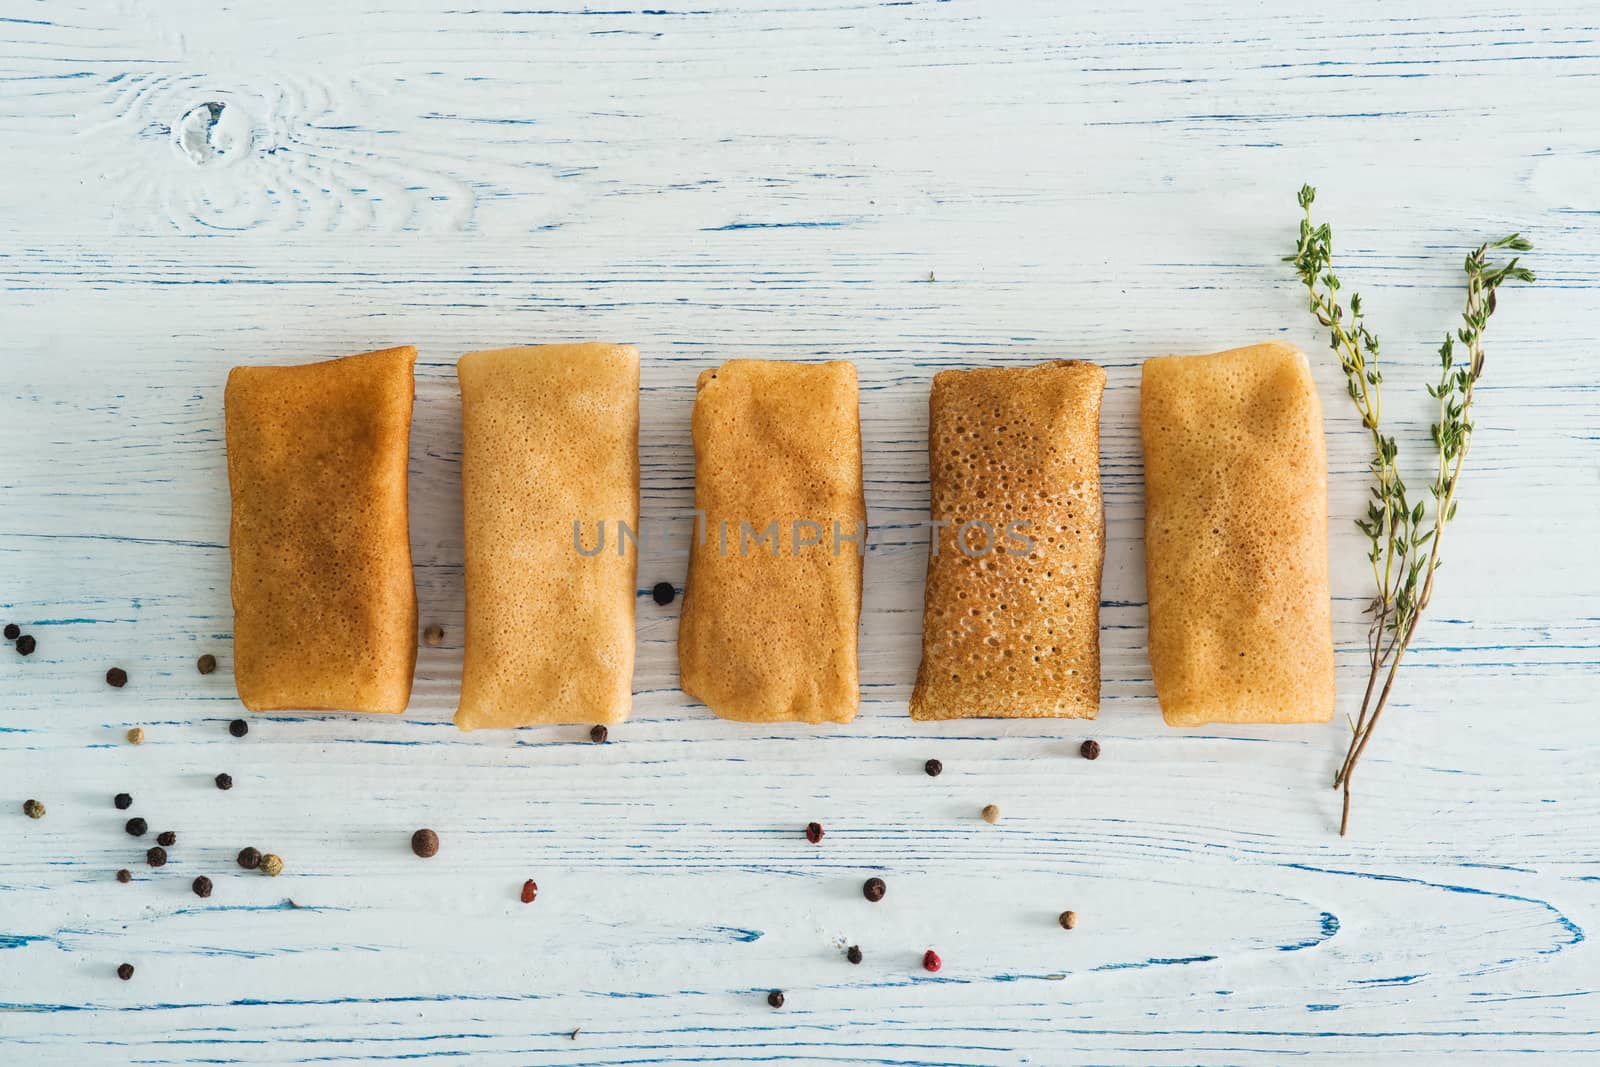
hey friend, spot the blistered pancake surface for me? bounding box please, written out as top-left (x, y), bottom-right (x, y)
top-left (225, 345), bottom-right (418, 714)
top-left (911, 360), bottom-right (1106, 720)
top-left (455, 343), bottom-right (639, 729)
top-left (1141, 341), bottom-right (1335, 726)
top-left (678, 360), bottom-right (865, 724)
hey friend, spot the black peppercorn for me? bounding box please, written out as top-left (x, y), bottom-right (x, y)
top-left (3, 623), bottom-right (17, 640)
top-left (1080, 739), bottom-right (1101, 761)
top-left (411, 828), bottom-right (439, 858)
top-left (846, 944), bottom-right (863, 964)
top-left (157, 830), bottom-right (176, 848)
top-left (23, 798), bottom-right (45, 819)
top-left (862, 877), bottom-right (886, 902)
top-left (16, 634), bottom-right (36, 656)
top-left (146, 846), bottom-right (167, 867)
top-left (766, 989), bottom-right (784, 1008)
top-left (805, 821), bottom-right (824, 844)
top-left (589, 724), bottom-right (608, 743)
top-left (117, 963), bottom-right (134, 981)
top-left (924, 758), bottom-right (943, 777)
top-left (106, 667), bottom-right (128, 688)
top-left (228, 719), bottom-right (248, 738)
top-left (192, 876), bottom-right (213, 898)
top-left (237, 846), bottom-right (261, 870)
top-left (215, 773), bottom-right (233, 791)
top-left (196, 653), bottom-right (217, 675)
top-left (116, 869), bottom-right (132, 883)
top-left (125, 817), bottom-right (148, 837)
top-left (652, 581), bottom-right (676, 606)
top-left (114, 792), bottom-right (133, 810)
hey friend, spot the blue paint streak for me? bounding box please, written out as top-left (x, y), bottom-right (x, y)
top-left (1279, 911), bottom-right (1341, 951)
top-left (1092, 954), bottom-right (1217, 971)
top-left (0, 934), bottom-right (51, 950)
top-left (703, 221), bottom-right (848, 231)
top-left (1288, 864), bottom-right (1584, 955)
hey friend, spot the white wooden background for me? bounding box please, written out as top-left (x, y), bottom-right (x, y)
top-left (2, 1), bottom-right (1597, 1063)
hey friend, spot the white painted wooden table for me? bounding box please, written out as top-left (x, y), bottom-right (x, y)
top-left (3, 2), bottom-right (1597, 1063)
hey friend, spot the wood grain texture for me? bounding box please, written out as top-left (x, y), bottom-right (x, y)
top-left (2, 0), bottom-right (1598, 1063)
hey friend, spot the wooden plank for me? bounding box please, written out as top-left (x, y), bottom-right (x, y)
top-left (2, 0), bottom-right (1598, 1062)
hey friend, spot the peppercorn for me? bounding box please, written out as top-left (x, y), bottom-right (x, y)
top-left (116, 869), bottom-right (132, 883)
top-left (259, 853), bottom-right (284, 877)
top-left (106, 667), bottom-right (128, 688)
top-left (922, 949), bottom-right (942, 972)
top-left (22, 798), bottom-right (44, 819)
top-left (652, 581), bottom-right (676, 606)
top-left (862, 877), bottom-right (886, 902)
top-left (196, 653), bottom-right (217, 675)
top-left (146, 846), bottom-right (167, 867)
top-left (228, 719), bottom-right (248, 738)
top-left (924, 758), bottom-right (942, 777)
top-left (114, 793), bottom-right (132, 810)
top-left (16, 634), bottom-right (36, 656)
top-left (423, 624), bottom-right (445, 647)
top-left (981, 804), bottom-right (1001, 824)
top-left (411, 828), bottom-right (439, 858)
top-left (192, 876), bottom-right (213, 898)
top-left (117, 963), bottom-right (134, 981)
top-left (1080, 739), bottom-right (1101, 761)
top-left (846, 945), bottom-right (863, 965)
top-left (157, 830), bottom-right (177, 848)
top-left (126, 727), bottom-right (145, 745)
top-left (215, 773), bottom-right (233, 791)
top-left (805, 821), bottom-right (824, 844)
top-left (237, 847), bottom-right (262, 870)
top-left (589, 724), bottom-right (608, 743)
top-left (521, 879), bottom-right (538, 904)
top-left (766, 990), bottom-right (784, 1008)
top-left (3, 623), bottom-right (17, 640)
top-left (125, 817), bottom-right (148, 837)
top-left (1058, 910), bottom-right (1078, 930)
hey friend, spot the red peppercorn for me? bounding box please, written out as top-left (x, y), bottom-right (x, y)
top-left (521, 879), bottom-right (538, 904)
top-left (922, 949), bottom-right (942, 972)
top-left (805, 821), bottom-right (824, 844)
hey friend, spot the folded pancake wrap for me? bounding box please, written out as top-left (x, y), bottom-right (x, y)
top-left (454, 343), bottom-right (640, 730)
top-left (1141, 341), bottom-right (1335, 726)
top-left (910, 360), bottom-right (1106, 720)
top-left (225, 345), bottom-right (418, 713)
top-left (678, 360), bottom-right (866, 724)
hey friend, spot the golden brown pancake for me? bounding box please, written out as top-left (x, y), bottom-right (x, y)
top-left (225, 345), bottom-right (417, 714)
top-left (1141, 341), bottom-right (1335, 726)
top-left (911, 360), bottom-right (1106, 720)
top-left (453, 343), bottom-right (639, 729)
top-left (678, 360), bottom-right (865, 724)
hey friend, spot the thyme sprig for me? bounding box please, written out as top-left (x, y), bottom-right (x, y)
top-left (1287, 185), bottom-right (1532, 835)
